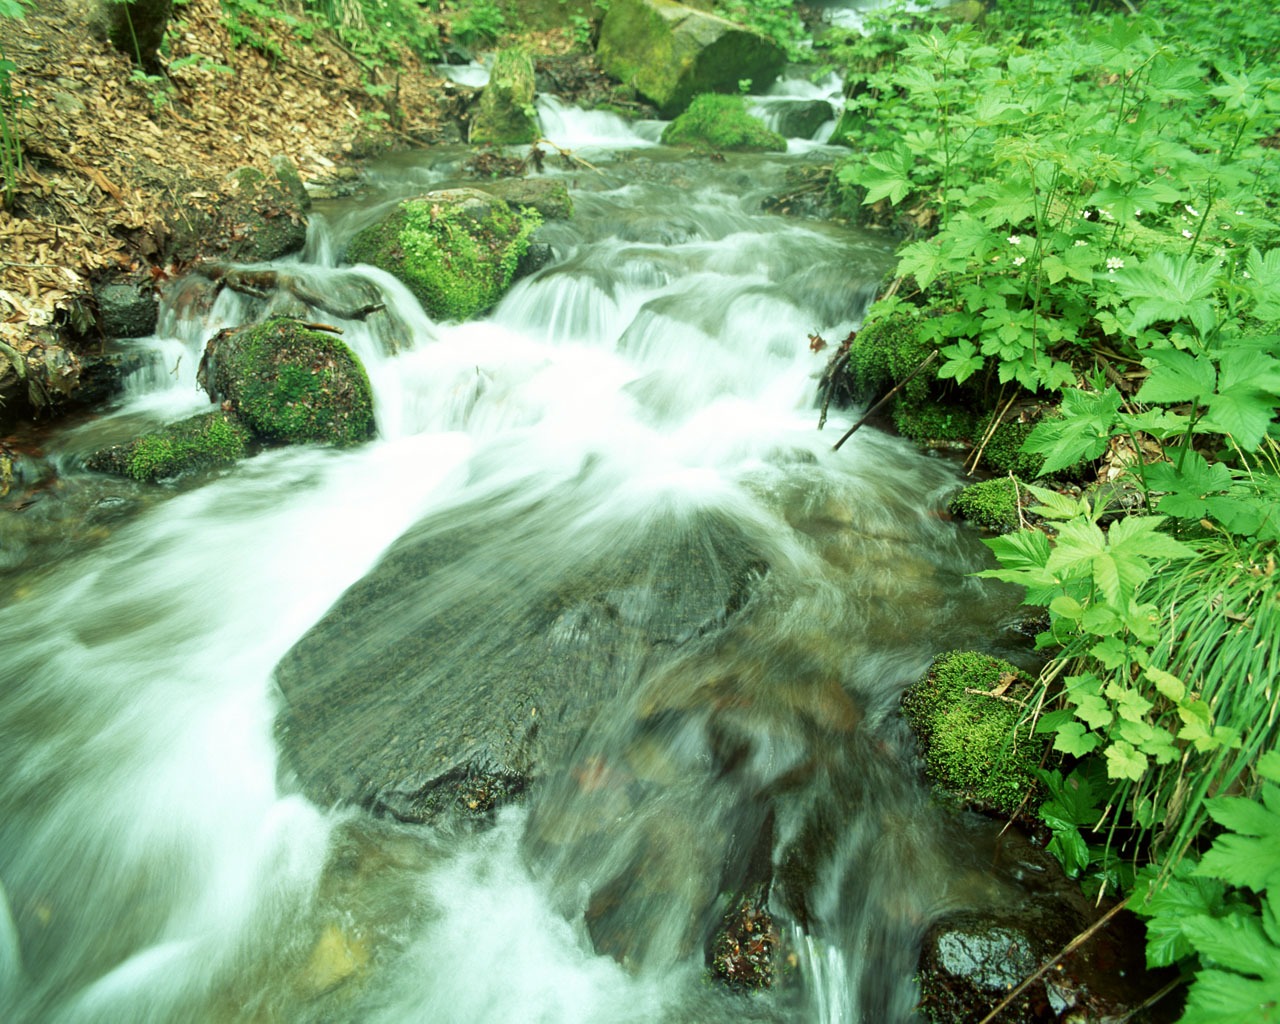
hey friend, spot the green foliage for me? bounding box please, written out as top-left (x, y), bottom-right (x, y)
top-left (659, 93), bottom-right (786, 153)
top-left (713, 0), bottom-right (806, 63)
top-left (832, 2), bottom-right (1280, 396)
top-left (901, 650), bottom-right (1044, 816)
top-left (1133, 752), bottom-right (1280, 1023)
top-left (948, 476), bottom-right (1023, 533)
top-left (449, 0), bottom-right (506, 49)
top-left (0, 1), bottom-right (31, 19)
top-left (124, 412), bottom-right (251, 481)
top-left (0, 45), bottom-right (26, 209)
top-left (847, 299), bottom-right (932, 403)
top-left (891, 400), bottom-right (974, 447)
top-left (346, 195), bottom-right (540, 322)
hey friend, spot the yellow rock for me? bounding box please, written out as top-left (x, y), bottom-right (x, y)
top-left (302, 922), bottom-right (368, 996)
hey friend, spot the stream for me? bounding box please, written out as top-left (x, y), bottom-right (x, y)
top-left (0, 84), bottom-right (1032, 1024)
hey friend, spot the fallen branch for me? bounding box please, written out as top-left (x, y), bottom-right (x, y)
top-left (832, 349), bottom-right (938, 451)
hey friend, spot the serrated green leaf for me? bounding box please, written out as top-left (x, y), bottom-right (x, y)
top-left (1181, 914), bottom-right (1280, 981)
top-left (1052, 719), bottom-right (1101, 756)
top-left (1179, 966), bottom-right (1280, 1024)
top-left (1022, 388), bottom-right (1122, 475)
top-left (1145, 666), bottom-right (1187, 702)
top-left (1137, 348), bottom-right (1217, 404)
top-left (1073, 692), bottom-right (1114, 730)
top-left (1104, 739), bottom-right (1148, 781)
top-left (1114, 253), bottom-right (1221, 338)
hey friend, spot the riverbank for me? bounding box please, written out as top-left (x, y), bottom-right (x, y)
top-left (0, 0), bottom-right (460, 422)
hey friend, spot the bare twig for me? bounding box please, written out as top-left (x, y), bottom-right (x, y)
top-left (832, 349), bottom-right (939, 451)
top-left (965, 390), bottom-right (1017, 475)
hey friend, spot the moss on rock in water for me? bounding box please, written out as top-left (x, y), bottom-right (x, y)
top-left (199, 317), bottom-right (375, 447)
top-left (345, 190), bottom-right (541, 322)
top-left (470, 48), bottom-right (539, 145)
top-left (901, 651), bottom-right (1043, 816)
top-left (87, 410), bottom-right (251, 481)
top-left (660, 93), bottom-right (786, 152)
top-left (849, 306), bottom-right (934, 404)
top-left (949, 477), bottom-right (1024, 533)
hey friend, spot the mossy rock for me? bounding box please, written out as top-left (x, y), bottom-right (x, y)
top-left (596, 0), bottom-right (786, 118)
top-left (86, 410), bottom-right (251, 482)
top-left (974, 414), bottom-right (1044, 479)
top-left (948, 477), bottom-right (1024, 533)
top-left (660, 93), bottom-right (786, 152)
top-left (344, 189), bottom-right (541, 322)
top-left (471, 48), bottom-right (539, 145)
top-left (892, 401), bottom-right (976, 447)
top-left (901, 651), bottom-right (1043, 817)
top-left (197, 317), bottom-right (376, 447)
top-left (848, 306), bottom-right (934, 404)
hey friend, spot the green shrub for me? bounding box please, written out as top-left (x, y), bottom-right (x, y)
top-left (901, 650), bottom-right (1044, 816)
top-left (948, 477), bottom-right (1024, 532)
top-left (660, 94), bottom-right (786, 153)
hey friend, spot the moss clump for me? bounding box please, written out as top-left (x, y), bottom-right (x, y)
top-left (948, 477), bottom-right (1024, 532)
top-left (893, 401), bottom-right (976, 447)
top-left (87, 411), bottom-right (251, 481)
top-left (660, 94), bottom-right (787, 152)
top-left (901, 651), bottom-right (1043, 816)
top-left (345, 190), bottom-right (541, 322)
top-left (199, 317), bottom-right (375, 447)
top-left (973, 414), bottom-right (1045, 479)
top-left (849, 305), bottom-right (934, 403)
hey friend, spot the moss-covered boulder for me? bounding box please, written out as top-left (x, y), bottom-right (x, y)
top-left (471, 48), bottom-right (539, 145)
top-left (344, 189), bottom-right (541, 322)
top-left (948, 477), bottom-right (1024, 533)
top-left (86, 410), bottom-right (251, 481)
top-left (660, 93), bottom-right (786, 152)
top-left (197, 317), bottom-right (375, 447)
top-left (476, 177), bottom-right (574, 222)
top-left (596, 0), bottom-right (786, 118)
top-left (900, 651), bottom-right (1044, 816)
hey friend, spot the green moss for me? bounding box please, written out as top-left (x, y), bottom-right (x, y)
top-left (892, 401), bottom-right (976, 446)
top-left (901, 651), bottom-right (1043, 816)
top-left (346, 192), bottom-right (541, 322)
top-left (660, 93), bottom-right (786, 152)
top-left (974, 415), bottom-right (1045, 479)
top-left (849, 306), bottom-right (933, 403)
top-left (204, 317), bottom-right (376, 447)
top-left (948, 477), bottom-right (1023, 532)
top-left (87, 411), bottom-right (251, 482)
top-left (471, 47), bottom-right (539, 145)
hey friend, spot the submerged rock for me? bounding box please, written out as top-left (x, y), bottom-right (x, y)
top-left (272, 502), bottom-right (769, 824)
top-left (596, 0), bottom-right (787, 118)
top-left (197, 316), bottom-right (375, 447)
top-left (343, 189), bottom-right (541, 322)
top-left (471, 47), bottom-right (539, 145)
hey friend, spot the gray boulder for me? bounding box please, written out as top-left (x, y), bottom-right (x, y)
top-left (272, 502), bottom-right (769, 823)
top-left (596, 0), bottom-right (787, 117)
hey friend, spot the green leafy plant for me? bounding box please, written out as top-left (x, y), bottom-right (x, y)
top-left (1134, 751), bottom-right (1280, 1023)
top-left (449, 0), bottom-right (506, 49)
top-left (0, 0), bottom-right (31, 208)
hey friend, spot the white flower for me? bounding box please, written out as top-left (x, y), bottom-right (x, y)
top-left (1236, 210), bottom-right (1246, 216)
top-left (1106, 257), bottom-right (1124, 272)
top-left (1074, 239), bottom-right (1088, 247)
top-left (1008, 234), bottom-right (1022, 246)
top-left (1243, 270), bottom-right (1252, 279)
top-left (1185, 204), bottom-right (1200, 217)
top-left (1182, 229), bottom-right (1194, 238)
top-left (1013, 255), bottom-right (1027, 266)
top-left (1134, 209), bottom-right (1142, 218)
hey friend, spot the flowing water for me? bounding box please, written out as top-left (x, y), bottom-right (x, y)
top-left (0, 103), bottom-right (1028, 1024)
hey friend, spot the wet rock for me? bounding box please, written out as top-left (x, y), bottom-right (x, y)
top-left (272, 504), bottom-right (770, 825)
top-left (918, 827), bottom-right (1170, 1023)
top-left (773, 99), bottom-right (833, 140)
top-left (475, 177), bottom-right (574, 221)
top-left (709, 883), bottom-right (779, 989)
top-left (596, 0), bottom-right (787, 118)
top-left (0, 331), bottom-right (140, 430)
top-left (470, 48), bottom-right (539, 145)
top-left (343, 188), bottom-right (542, 322)
top-left (85, 410), bottom-right (251, 481)
top-left (197, 317), bottom-right (375, 447)
top-left (94, 281), bottom-right (157, 340)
